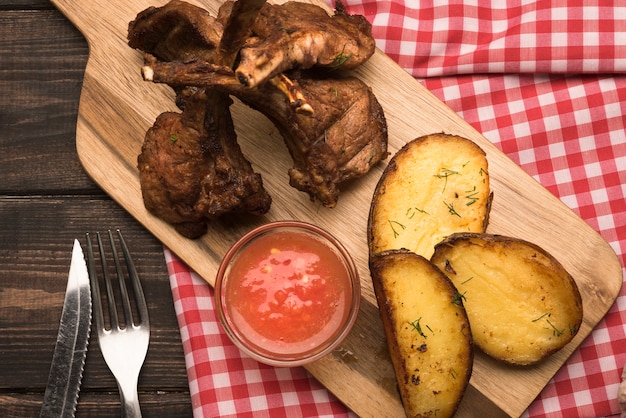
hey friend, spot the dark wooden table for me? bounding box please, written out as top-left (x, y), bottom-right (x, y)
top-left (0, 1), bottom-right (194, 416)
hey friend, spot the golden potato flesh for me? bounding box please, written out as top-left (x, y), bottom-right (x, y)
top-left (370, 250), bottom-right (473, 418)
top-left (431, 233), bottom-right (583, 365)
top-left (369, 133), bottom-right (491, 259)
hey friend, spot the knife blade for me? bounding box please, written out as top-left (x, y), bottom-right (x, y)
top-left (40, 239), bottom-right (92, 418)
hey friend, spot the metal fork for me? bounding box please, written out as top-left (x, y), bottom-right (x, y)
top-left (86, 229), bottom-right (150, 418)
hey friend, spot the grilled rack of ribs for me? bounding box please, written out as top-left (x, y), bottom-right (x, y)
top-left (128, 0), bottom-right (388, 236)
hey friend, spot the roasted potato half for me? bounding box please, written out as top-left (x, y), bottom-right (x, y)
top-left (370, 249), bottom-right (473, 418)
top-left (369, 133), bottom-right (492, 259)
top-left (431, 233), bottom-right (583, 365)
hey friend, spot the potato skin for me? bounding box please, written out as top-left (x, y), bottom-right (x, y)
top-left (370, 250), bottom-right (473, 418)
top-left (368, 133), bottom-right (492, 259)
top-left (431, 233), bottom-right (583, 365)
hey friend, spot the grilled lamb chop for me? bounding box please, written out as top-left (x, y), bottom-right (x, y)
top-left (131, 0), bottom-right (272, 237)
top-left (223, 0), bottom-right (377, 87)
top-left (137, 87), bottom-right (271, 238)
top-left (142, 57), bottom-right (388, 206)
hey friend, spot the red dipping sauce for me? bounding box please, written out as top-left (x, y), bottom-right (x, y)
top-left (215, 221), bottom-right (360, 367)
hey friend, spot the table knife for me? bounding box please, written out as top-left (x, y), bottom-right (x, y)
top-left (40, 239), bottom-right (92, 418)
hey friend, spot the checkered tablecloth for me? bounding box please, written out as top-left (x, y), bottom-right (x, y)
top-left (166, 0), bottom-right (626, 416)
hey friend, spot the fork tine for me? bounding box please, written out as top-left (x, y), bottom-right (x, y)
top-left (116, 229), bottom-right (150, 328)
top-left (85, 232), bottom-right (104, 332)
top-left (108, 230), bottom-right (134, 327)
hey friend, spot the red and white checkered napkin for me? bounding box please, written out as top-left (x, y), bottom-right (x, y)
top-left (167, 0), bottom-right (626, 416)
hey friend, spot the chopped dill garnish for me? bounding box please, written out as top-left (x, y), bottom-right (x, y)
top-left (406, 206), bottom-right (428, 219)
top-left (479, 167), bottom-right (488, 183)
top-left (388, 220), bottom-right (406, 238)
top-left (465, 186), bottom-right (479, 206)
top-left (331, 45), bottom-right (353, 68)
top-left (409, 318), bottom-right (427, 339)
top-left (434, 168), bottom-right (460, 192)
top-left (444, 201), bottom-right (461, 217)
top-left (461, 276), bottom-right (474, 285)
top-left (532, 313), bottom-right (565, 337)
top-left (532, 312), bottom-right (551, 322)
top-left (546, 319), bottom-right (565, 337)
top-left (452, 290), bottom-right (467, 307)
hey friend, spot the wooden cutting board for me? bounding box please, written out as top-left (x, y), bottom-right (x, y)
top-left (50, 0), bottom-right (623, 416)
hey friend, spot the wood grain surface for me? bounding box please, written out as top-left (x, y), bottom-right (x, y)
top-left (0, 3), bottom-right (192, 415)
top-left (48, 0), bottom-right (623, 416)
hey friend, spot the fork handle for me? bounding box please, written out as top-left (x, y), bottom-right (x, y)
top-left (118, 381), bottom-right (142, 418)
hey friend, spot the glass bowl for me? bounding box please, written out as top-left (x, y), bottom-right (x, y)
top-left (215, 221), bottom-right (360, 367)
